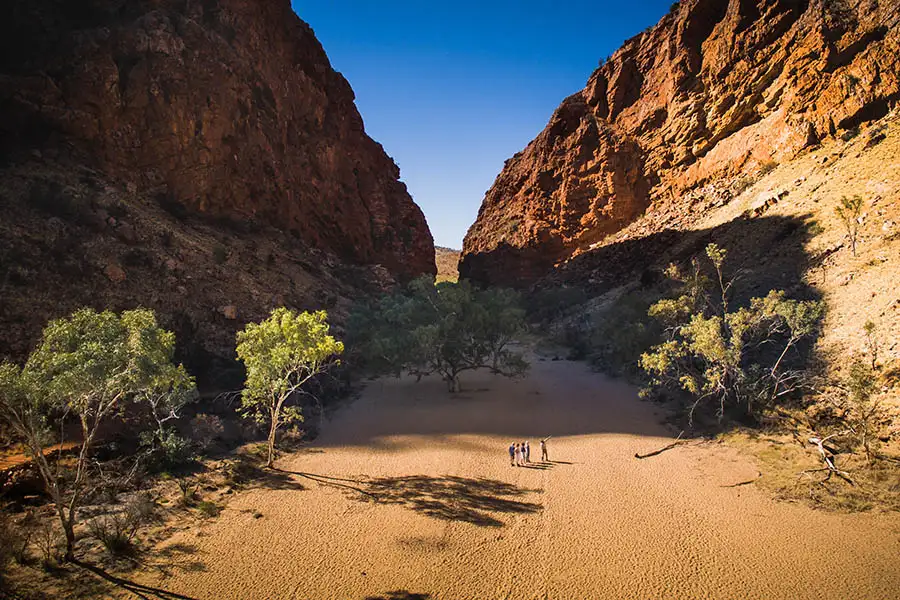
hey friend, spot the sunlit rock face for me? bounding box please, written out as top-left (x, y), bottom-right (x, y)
top-left (460, 0), bottom-right (900, 287)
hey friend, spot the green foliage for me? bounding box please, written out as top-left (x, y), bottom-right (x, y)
top-left (196, 501), bottom-right (221, 518)
top-left (640, 245), bottom-right (824, 425)
top-left (236, 308), bottom-right (343, 467)
top-left (0, 308), bottom-right (193, 560)
top-left (834, 195), bottom-right (864, 256)
top-left (350, 277), bottom-right (528, 392)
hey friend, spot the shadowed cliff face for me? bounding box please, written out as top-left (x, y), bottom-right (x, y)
top-left (0, 0), bottom-right (435, 280)
top-left (0, 0), bottom-right (434, 384)
top-left (460, 0), bottom-right (900, 287)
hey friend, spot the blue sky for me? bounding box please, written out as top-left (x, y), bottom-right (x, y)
top-left (292, 1), bottom-right (673, 249)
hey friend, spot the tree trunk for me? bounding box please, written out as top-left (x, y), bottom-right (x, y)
top-left (63, 519), bottom-right (76, 562)
top-left (266, 414), bottom-right (278, 468)
top-left (448, 374), bottom-right (461, 393)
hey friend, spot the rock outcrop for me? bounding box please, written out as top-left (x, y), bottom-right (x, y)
top-left (0, 0), bottom-right (434, 280)
top-left (0, 0), bottom-right (435, 383)
top-left (460, 0), bottom-right (900, 287)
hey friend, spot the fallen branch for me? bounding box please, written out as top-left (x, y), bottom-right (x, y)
top-left (804, 431), bottom-right (854, 485)
top-left (635, 431), bottom-right (685, 459)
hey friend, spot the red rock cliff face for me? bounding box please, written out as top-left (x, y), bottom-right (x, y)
top-left (460, 0), bottom-right (899, 287)
top-left (0, 0), bottom-right (435, 280)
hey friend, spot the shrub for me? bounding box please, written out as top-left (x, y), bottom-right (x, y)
top-left (87, 494), bottom-right (158, 557)
top-left (759, 160), bottom-right (777, 176)
top-left (196, 501), bottom-right (221, 518)
top-left (845, 359), bottom-right (883, 462)
top-left (834, 195), bottom-right (864, 256)
top-left (191, 413), bottom-right (225, 454)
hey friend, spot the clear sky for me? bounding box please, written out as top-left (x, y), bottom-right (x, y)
top-left (292, 1), bottom-right (673, 249)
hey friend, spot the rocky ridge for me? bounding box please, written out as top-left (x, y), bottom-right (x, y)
top-left (460, 0), bottom-right (900, 286)
top-left (0, 0), bottom-right (435, 383)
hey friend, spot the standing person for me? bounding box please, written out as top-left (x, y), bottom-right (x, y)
top-left (515, 443), bottom-right (523, 467)
top-left (524, 440), bottom-right (531, 464)
top-left (541, 437), bottom-right (550, 462)
top-left (508, 442), bottom-right (516, 467)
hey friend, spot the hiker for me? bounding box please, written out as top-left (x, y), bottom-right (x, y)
top-left (541, 437), bottom-right (550, 462)
top-left (508, 442), bottom-right (516, 466)
top-left (524, 440), bottom-right (531, 463)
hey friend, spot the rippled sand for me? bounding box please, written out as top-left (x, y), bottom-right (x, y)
top-left (144, 358), bottom-right (900, 599)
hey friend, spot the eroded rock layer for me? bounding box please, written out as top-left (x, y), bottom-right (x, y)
top-left (460, 0), bottom-right (900, 286)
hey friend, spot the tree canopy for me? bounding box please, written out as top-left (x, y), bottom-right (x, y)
top-left (0, 307), bottom-right (194, 560)
top-left (640, 245), bottom-right (824, 424)
top-left (350, 277), bottom-right (528, 392)
top-left (236, 308), bottom-right (343, 467)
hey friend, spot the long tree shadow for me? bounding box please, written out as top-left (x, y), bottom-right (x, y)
top-left (73, 560), bottom-right (198, 600)
top-left (364, 592), bottom-right (431, 600)
top-left (364, 592), bottom-right (432, 600)
top-left (276, 469), bottom-right (542, 527)
top-left (361, 475), bottom-right (542, 527)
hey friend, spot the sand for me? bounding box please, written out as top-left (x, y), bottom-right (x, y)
top-left (145, 356), bottom-right (900, 600)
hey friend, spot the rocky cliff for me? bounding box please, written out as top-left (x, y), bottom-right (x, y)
top-left (460, 0), bottom-right (900, 286)
top-left (0, 0), bottom-right (434, 383)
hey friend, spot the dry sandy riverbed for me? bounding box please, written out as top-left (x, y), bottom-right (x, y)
top-left (142, 356), bottom-right (900, 599)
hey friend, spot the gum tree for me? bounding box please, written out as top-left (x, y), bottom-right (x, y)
top-left (0, 308), bottom-right (194, 561)
top-left (236, 309), bottom-right (343, 468)
top-left (350, 277), bottom-right (528, 392)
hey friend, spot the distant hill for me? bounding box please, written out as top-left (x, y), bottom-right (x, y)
top-left (435, 246), bottom-right (460, 283)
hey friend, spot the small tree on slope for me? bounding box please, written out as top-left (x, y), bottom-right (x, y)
top-left (0, 308), bottom-right (194, 561)
top-left (236, 309), bottom-right (343, 468)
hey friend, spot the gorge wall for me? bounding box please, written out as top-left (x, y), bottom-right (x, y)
top-left (0, 0), bottom-right (435, 383)
top-left (459, 0), bottom-right (900, 287)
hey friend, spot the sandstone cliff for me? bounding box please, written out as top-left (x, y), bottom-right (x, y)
top-left (0, 0), bottom-right (435, 383)
top-left (460, 0), bottom-right (900, 286)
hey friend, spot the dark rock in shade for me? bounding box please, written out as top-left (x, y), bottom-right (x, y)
top-left (0, 0), bottom-right (435, 383)
top-left (460, 0), bottom-right (900, 287)
top-left (0, 0), bottom-right (435, 281)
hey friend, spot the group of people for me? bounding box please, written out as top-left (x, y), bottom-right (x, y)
top-left (508, 437), bottom-right (550, 466)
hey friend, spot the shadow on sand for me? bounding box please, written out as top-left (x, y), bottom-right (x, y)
top-left (276, 470), bottom-right (542, 527)
top-left (364, 592), bottom-right (431, 600)
top-left (74, 560), bottom-right (198, 600)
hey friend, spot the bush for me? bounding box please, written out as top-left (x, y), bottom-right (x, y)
top-left (584, 291), bottom-right (665, 377)
top-left (87, 494), bottom-right (158, 557)
top-left (191, 414), bottom-right (225, 454)
top-left (141, 428), bottom-right (194, 471)
top-left (834, 195), bottom-right (864, 256)
top-left (196, 501), bottom-right (221, 519)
